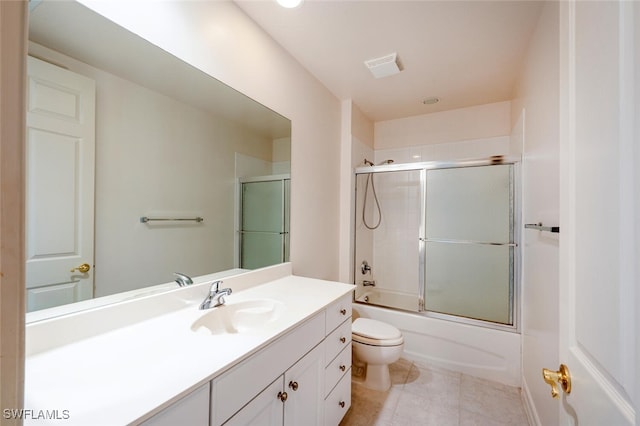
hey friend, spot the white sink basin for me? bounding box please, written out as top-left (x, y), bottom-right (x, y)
top-left (191, 299), bottom-right (285, 335)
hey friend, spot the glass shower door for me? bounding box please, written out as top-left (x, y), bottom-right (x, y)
top-left (354, 169), bottom-right (423, 312)
top-left (240, 178), bottom-right (289, 269)
top-left (424, 165), bottom-right (514, 324)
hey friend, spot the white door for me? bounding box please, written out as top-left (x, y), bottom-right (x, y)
top-left (25, 56), bottom-right (96, 312)
top-left (558, 0), bottom-right (637, 424)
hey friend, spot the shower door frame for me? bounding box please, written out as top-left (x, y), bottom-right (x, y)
top-left (237, 174), bottom-right (291, 269)
top-left (353, 156), bottom-right (521, 333)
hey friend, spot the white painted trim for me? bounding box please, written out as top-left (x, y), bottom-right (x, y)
top-left (521, 376), bottom-right (542, 426)
top-left (0, 0), bottom-right (27, 415)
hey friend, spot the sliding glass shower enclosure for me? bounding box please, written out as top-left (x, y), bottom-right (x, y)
top-left (354, 158), bottom-right (518, 328)
top-left (239, 175), bottom-right (290, 269)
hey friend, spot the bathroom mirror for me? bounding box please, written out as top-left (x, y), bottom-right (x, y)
top-left (26, 1), bottom-right (291, 319)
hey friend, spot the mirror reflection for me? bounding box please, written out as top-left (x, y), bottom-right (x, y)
top-left (26, 1), bottom-right (291, 316)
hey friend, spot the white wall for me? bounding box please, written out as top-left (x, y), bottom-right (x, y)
top-left (339, 101), bottom-right (374, 283)
top-left (375, 100), bottom-right (511, 149)
top-left (511, 2), bottom-right (560, 425)
top-left (375, 135), bottom-right (510, 164)
top-left (28, 42), bottom-right (273, 296)
top-left (351, 136), bottom-right (375, 292)
top-left (79, 0), bottom-right (343, 281)
top-left (373, 101), bottom-right (511, 164)
top-left (272, 137), bottom-right (291, 174)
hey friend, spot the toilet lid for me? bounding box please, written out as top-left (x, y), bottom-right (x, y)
top-left (352, 318), bottom-right (402, 340)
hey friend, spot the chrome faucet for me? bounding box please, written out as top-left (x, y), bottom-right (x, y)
top-left (174, 272), bottom-right (193, 287)
top-left (199, 280), bottom-right (232, 310)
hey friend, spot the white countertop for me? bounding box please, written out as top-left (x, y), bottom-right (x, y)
top-left (24, 273), bottom-right (354, 425)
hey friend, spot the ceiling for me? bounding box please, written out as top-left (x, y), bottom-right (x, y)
top-left (235, 0), bottom-right (544, 123)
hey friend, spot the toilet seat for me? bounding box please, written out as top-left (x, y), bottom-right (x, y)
top-left (352, 318), bottom-right (404, 346)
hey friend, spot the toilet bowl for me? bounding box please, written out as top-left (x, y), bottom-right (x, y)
top-left (352, 318), bottom-right (404, 391)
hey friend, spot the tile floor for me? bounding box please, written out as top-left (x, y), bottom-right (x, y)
top-left (340, 359), bottom-right (529, 426)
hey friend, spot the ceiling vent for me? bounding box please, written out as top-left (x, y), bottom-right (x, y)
top-left (364, 53), bottom-right (401, 79)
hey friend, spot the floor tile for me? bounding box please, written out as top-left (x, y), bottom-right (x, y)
top-left (341, 359), bottom-right (529, 426)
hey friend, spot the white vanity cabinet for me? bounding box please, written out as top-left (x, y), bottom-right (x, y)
top-left (211, 293), bottom-right (353, 426)
top-left (140, 383), bottom-right (210, 426)
top-left (24, 266), bottom-right (357, 426)
top-left (225, 342), bottom-right (325, 426)
top-left (323, 293), bottom-right (352, 425)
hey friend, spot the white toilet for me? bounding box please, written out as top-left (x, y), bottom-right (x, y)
top-left (352, 318), bottom-right (404, 391)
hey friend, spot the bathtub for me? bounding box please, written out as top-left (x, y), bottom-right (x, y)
top-left (352, 302), bottom-right (521, 387)
top-left (355, 288), bottom-right (419, 312)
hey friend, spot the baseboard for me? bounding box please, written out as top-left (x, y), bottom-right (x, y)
top-left (521, 375), bottom-right (541, 426)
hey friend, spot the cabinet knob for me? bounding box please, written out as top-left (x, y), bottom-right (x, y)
top-left (339, 365), bottom-right (346, 372)
top-left (339, 401), bottom-right (346, 408)
top-left (288, 381), bottom-right (299, 391)
top-left (340, 336), bottom-right (346, 343)
top-left (277, 391), bottom-right (288, 402)
top-left (340, 308), bottom-right (347, 315)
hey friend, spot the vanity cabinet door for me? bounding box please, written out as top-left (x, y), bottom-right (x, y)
top-left (224, 377), bottom-right (284, 426)
top-left (211, 312), bottom-right (324, 424)
top-left (140, 383), bottom-right (209, 426)
top-left (284, 343), bottom-right (325, 426)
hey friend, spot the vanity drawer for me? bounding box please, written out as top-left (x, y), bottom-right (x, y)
top-left (325, 345), bottom-right (351, 397)
top-left (325, 293), bottom-right (352, 334)
top-left (324, 318), bottom-right (351, 365)
top-left (324, 369), bottom-right (351, 426)
top-left (211, 311), bottom-right (325, 425)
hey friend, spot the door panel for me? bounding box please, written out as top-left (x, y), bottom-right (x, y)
top-left (26, 56), bottom-right (96, 312)
top-left (559, 1), bottom-right (636, 423)
top-left (239, 178), bottom-right (289, 269)
top-left (425, 242), bottom-right (511, 324)
top-left (242, 180), bottom-right (284, 232)
top-left (425, 165), bottom-right (512, 242)
top-left (241, 232), bottom-right (284, 270)
top-left (424, 164), bottom-right (514, 325)
top-left (27, 129), bottom-right (79, 261)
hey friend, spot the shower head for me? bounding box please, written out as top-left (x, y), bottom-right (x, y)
top-left (364, 159), bottom-right (375, 166)
top-left (378, 159), bottom-right (394, 165)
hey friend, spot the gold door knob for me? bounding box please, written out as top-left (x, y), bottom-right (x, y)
top-left (542, 364), bottom-right (571, 399)
top-left (277, 391), bottom-right (288, 402)
top-left (70, 263), bottom-right (91, 273)
top-left (288, 381), bottom-right (299, 391)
